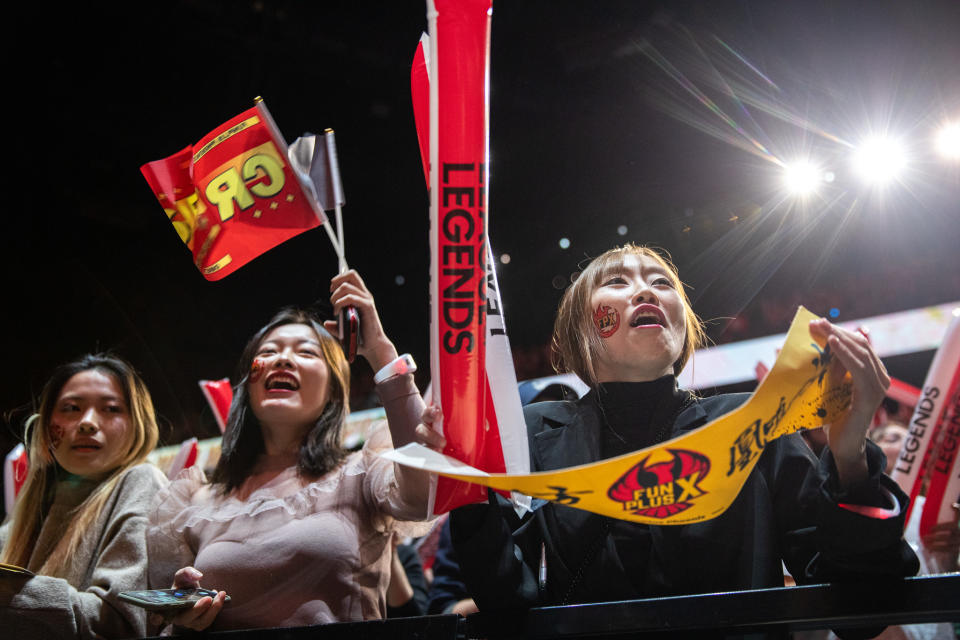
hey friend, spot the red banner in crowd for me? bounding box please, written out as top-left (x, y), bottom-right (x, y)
top-left (140, 101), bottom-right (324, 280)
top-left (199, 378), bottom-right (233, 434)
top-left (411, 32), bottom-right (432, 187)
top-left (919, 362), bottom-right (960, 536)
top-left (890, 313), bottom-right (960, 527)
top-left (4, 444), bottom-right (28, 516)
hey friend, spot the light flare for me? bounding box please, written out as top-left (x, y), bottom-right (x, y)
top-left (782, 160), bottom-right (821, 196)
top-left (852, 137), bottom-right (907, 184)
top-left (936, 123), bottom-right (960, 159)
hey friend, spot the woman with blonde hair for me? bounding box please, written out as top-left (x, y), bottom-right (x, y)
top-left (0, 353), bottom-right (166, 639)
top-left (451, 243), bottom-right (917, 613)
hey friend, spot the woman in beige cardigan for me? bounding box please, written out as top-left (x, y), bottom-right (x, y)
top-left (0, 354), bottom-right (167, 639)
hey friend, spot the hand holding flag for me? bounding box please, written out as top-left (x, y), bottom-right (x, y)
top-left (141, 99), bottom-right (361, 360)
top-left (289, 128), bottom-right (362, 361)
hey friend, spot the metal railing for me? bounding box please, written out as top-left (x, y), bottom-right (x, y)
top-left (155, 573), bottom-right (959, 639)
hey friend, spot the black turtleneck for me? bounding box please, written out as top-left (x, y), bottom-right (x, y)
top-left (588, 375), bottom-right (694, 596)
top-left (592, 375), bottom-right (691, 460)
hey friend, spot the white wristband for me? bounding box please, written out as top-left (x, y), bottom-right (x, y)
top-left (374, 354), bottom-right (417, 385)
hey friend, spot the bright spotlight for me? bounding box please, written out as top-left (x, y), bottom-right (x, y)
top-left (852, 137), bottom-right (906, 184)
top-left (782, 160), bottom-right (821, 196)
top-left (936, 123), bottom-right (960, 159)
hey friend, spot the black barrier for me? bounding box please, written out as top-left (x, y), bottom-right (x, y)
top-left (466, 574), bottom-right (960, 638)
top-left (149, 575), bottom-right (959, 639)
top-left (149, 614), bottom-right (462, 639)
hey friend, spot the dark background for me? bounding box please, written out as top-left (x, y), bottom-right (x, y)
top-left (3, 0), bottom-right (958, 451)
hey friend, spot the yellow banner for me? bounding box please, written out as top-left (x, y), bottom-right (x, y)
top-left (386, 307), bottom-right (852, 525)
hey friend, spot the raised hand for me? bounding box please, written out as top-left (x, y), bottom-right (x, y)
top-left (324, 270), bottom-right (399, 371)
top-left (809, 318), bottom-right (891, 486)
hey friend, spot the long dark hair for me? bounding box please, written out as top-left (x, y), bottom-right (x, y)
top-left (211, 308), bottom-right (351, 493)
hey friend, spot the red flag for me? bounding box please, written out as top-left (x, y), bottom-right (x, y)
top-left (411, 33), bottom-right (431, 186)
top-left (140, 102), bottom-right (325, 280)
top-left (199, 378), bottom-right (233, 434)
top-left (4, 444), bottom-right (28, 514)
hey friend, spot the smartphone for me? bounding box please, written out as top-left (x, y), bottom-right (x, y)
top-left (339, 305), bottom-right (361, 363)
top-left (118, 588), bottom-right (230, 611)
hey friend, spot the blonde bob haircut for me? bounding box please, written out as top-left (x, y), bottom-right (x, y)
top-left (552, 244), bottom-right (706, 387)
top-left (1, 354), bottom-right (159, 577)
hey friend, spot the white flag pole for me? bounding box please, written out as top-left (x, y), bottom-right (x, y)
top-left (323, 129), bottom-right (349, 274)
top-left (255, 97), bottom-right (343, 259)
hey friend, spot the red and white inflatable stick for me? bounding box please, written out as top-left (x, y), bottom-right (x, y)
top-left (427, 0), bottom-right (496, 512)
top-left (890, 313), bottom-right (960, 525)
top-left (416, 1), bottom-right (530, 514)
top-left (919, 364), bottom-right (960, 536)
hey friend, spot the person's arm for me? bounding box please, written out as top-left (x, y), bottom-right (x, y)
top-left (146, 464), bottom-right (227, 632)
top-left (771, 434), bottom-right (917, 585)
top-left (427, 518), bottom-right (478, 615)
top-left (450, 490), bottom-right (542, 611)
top-left (808, 319), bottom-right (888, 487)
top-left (0, 464), bottom-right (167, 640)
top-left (327, 270), bottom-right (433, 519)
top-left (387, 541), bottom-right (429, 618)
top-left (784, 319), bottom-right (918, 582)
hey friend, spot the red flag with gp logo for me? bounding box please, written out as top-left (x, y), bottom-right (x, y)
top-left (140, 101), bottom-right (325, 280)
top-left (415, 0), bottom-right (531, 514)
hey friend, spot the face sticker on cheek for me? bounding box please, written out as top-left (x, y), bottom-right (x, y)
top-left (249, 359), bottom-right (265, 384)
top-left (49, 424), bottom-right (64, 450)
top-left (593, 304), bottom-right (620, 338)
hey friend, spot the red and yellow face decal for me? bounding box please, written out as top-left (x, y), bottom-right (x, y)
top-left (593, 304), bottom-right (620, 338)
top-left (607, 448), bottom-right (710, 518)
top-left (249, 358), bottom-right (265, 384)
top-left (48, 423), bottom-right (64, 450)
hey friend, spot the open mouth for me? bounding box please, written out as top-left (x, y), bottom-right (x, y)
top-left (265, 373), bottom-right (300, 391)
top-left (630, 306), bottom-right (666, 328)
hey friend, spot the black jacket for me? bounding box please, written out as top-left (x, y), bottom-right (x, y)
top-left (451, 391), bottom-right (918, 610)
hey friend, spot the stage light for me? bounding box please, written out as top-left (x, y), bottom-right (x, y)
top-left (500, 253), bottom-right (511, 264)
top-left (617, 225), bottom-right (628, 236)
top-left (936, 123), bottom-right (960, 159)
top-left (782, 160), bottom-right (821, 196)
top-left (559, 237), bottom-right (571, 249)
top-left (394, 275), bottom-right (405, 286)
top-left (852, 137), bottom-right (906, 184)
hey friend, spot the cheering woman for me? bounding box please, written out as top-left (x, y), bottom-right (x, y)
top-left (148, 271), bottom-right (433, 631)
top-left (450, 243), bottom-right (918, 609)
